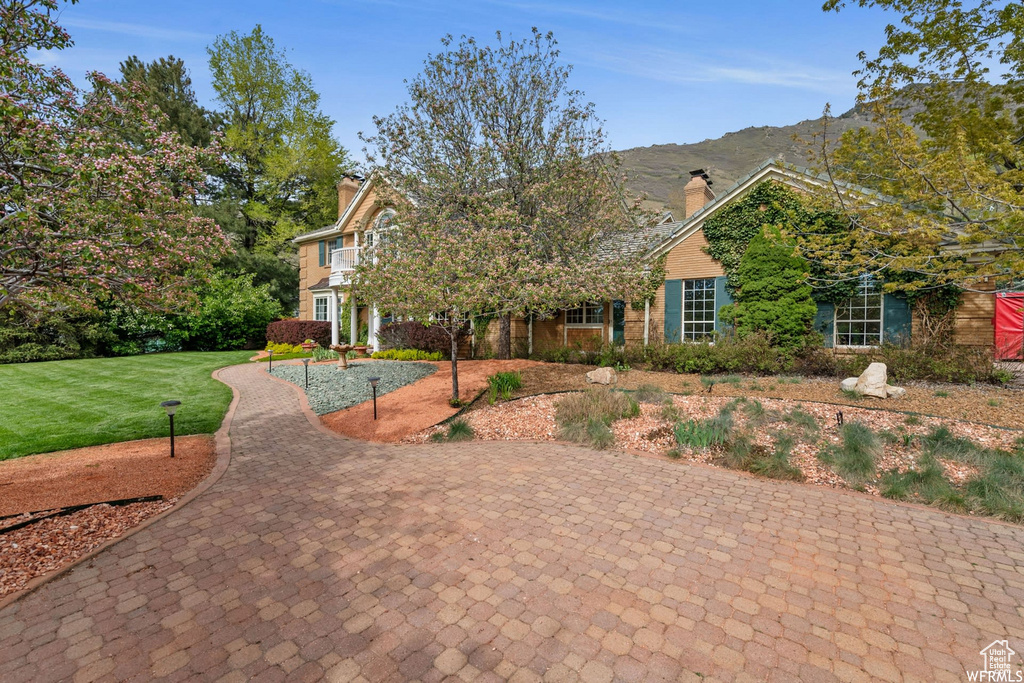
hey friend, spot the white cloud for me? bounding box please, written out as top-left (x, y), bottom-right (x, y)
top-left (61, 17), bottom-right (210, 42)
top-left (575, 44), bottom-right (852, 94)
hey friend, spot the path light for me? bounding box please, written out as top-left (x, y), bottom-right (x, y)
top-left (836, 410), bottom-right (844, 428)
top-left (302, 358), bottom-right (311, 388)
top-left (268, 349), bottom-right (274, 373)
top-left (160, 400), bottom-right (181, 458)
top-left (368, 377), bottom-right (381, 420)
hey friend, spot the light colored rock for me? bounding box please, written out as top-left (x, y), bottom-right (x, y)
top-left (840, 377), bottom-right (858, 393)
top-left (855, 362), bottom-right (888, 399)
top-left (586, 367), bottom-right (617, 385)
top-left (886, 385), bottom-right (907, 398)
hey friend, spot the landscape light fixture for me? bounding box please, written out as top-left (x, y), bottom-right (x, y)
top-left (160, 400), bottom-right (181, 458)
top-left (836, 410), bottom-right (844, 428)
top-left (268, 349), bottom-right (274, 373)
top-left (302, 358), bottom-right (311, 387)
top-left (368, 377), bottom-right (381, 420)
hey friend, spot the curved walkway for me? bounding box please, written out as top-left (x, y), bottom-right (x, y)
top-left (1, 363), bottom-right (1023, 682)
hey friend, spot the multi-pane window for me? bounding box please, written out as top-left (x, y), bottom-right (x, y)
top-left (682, 278), bottom-right (716, 340)
top-left (314, 296), bottom-right (329, 321)
top-left (566, 302), bottom-right (604, 325)
top-left (835, 277), bottom-right (882, 346)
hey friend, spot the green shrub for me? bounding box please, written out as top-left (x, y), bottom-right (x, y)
top-left (555, 388), bottom-right (638, 428)
top-left (558, 417), bottom-right (615, 450)
top-left (964, 453), bottom-right (1024, 522)
top-left (674, 408), bottom-right (733, 450)
top-left (747, 435), bottom-right (805, 481)
top-left (727, 228), bottom-right (818, 352)
top-left (880, 455), bottom-right (966, 511)
top-left (634, 384), bottom-right (669, 404)
top-left (554, 388), bottom-right (638, 449)
top-left (782, 408), bottom-right (819, 441)
top-left (795, 342), bottom-right (1002, 384)
top-left (487, 371), bottom-right (523, 404)
top-left (920, 425), bottom-right (985, 464)
top-left (430, 419), bottom-right (475, 442)
top-left (265, 341), bottom-right (304, 354)
top-left (311, 346), bottom-right (339, 362)
top-left (371, 349), bottom-right (444, 361)
top-left (818, 422), bottom-right (880, 484)
top-left (179, 273), bottom-right (283, 351)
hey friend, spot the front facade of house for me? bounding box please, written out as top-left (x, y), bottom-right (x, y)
top-left (294, 161), bottom-right (1003, 357)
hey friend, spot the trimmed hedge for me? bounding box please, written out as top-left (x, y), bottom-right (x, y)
top-left (371, 349), bottom-right (444, 361)
top-left (378, 321), bottom-right (465, 353)
top-left (266, 319), bottom-right (331, 348)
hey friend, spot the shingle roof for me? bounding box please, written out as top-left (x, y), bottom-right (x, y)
top-left (307, 277), bottom-right (331, 291)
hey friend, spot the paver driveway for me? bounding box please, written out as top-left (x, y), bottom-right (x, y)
top-left (1, 363), bottom-right (1023, 682)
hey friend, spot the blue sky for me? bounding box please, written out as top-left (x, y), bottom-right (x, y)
top-left (46, 0), bottom-right (895, 165)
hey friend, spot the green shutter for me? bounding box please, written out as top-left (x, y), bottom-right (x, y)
top-left (318, 240), bottom-right (326, 267)
top-left (664, 280), bottom-right (682, 343)
top-left (612, 300), bottom-right (625, 345)
top-left (714, 276), bottom-right (733, 333)
top-left (814, 303), bottom-right (835, 348)
top-left (883, 293), bottom-right (912, 345)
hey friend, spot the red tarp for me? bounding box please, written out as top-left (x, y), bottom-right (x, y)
top-left (995, 293), bottom-right (1024, 360)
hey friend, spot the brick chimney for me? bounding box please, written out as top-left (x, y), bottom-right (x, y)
top-left (684, 169), bottom-right (715, 218)
top-left (337, 176), bottom-right (362, 219)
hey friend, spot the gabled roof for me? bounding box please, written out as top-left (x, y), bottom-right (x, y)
top-left (293, 172), bottom-right (388, 244)
top-left (646, 158), bottom-right (862, 259)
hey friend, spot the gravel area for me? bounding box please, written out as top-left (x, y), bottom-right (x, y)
top-left (409, 392), bottom-right (1021, 500)
top-left (0, 499), bottom-right (174, 597)
top-left (271, 360), bottom-right (436, 415)
top-left (515, 364), bottom-right (1024, 430)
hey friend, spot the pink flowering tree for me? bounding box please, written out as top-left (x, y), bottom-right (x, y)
top-left (1, 0), bottom-right (227, 316)
top-left (358, 31), bottom-right (658, 399)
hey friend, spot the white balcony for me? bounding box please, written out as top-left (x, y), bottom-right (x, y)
top-left (329, 246), bottom-right (360, 286)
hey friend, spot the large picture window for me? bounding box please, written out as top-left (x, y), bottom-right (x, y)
top-left (835, 278), bottom-right (882, 347)
top-left (314, 296), bottom-right (329, 321)
top-left (566, 302), bottom-right (604, 325)
top-left (682, 278), bottom-right (716, 340)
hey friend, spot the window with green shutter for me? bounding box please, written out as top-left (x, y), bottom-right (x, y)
top-left (318, 240), bottom-right (326, 267)
top-left (664, 279), bottom-right (682, 343)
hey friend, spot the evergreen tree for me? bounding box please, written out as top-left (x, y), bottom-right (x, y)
top-left (729, 229), bottom-right (818, 351)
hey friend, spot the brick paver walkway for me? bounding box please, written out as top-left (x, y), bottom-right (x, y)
top-left (2, 363), bottom-right (1023, 682)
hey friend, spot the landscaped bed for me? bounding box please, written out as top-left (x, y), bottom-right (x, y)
top-left (409, 380), bottom-right (1024, 523)
top-left (271, 359), bottom-right (437, 415)
top-left (0, 435), bottom-right (217, 597)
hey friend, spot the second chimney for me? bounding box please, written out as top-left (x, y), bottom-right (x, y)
top-left (684, 169), bottom-right (715, 218)
top-left (337, 176), bottom-right (362, 219)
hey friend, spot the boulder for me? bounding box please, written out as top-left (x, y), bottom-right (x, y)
top-left (885, 385), bottom-right (907, 399)
top-left (586, 367), bottom-right (617, 385)
top-left (839, 377), bottom-right (858, 393)
top-left (854, 362), bottom-right (889, 399)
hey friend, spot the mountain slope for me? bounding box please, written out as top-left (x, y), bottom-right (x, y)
top-left (618, 105), bottom-right (877, 214)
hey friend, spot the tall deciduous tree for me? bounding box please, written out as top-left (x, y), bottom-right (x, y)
top-left (207, 26), bottom-right (350, 258)
top-left (358, 30), bottom-right (656, 399)
top-left (803, 0), bottom-right (1024, 293)
top-left (0, 0), bottom-right (227, 315)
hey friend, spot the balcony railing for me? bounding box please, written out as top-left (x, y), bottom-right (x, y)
top-left (330, 246), bottom-right (360, 273)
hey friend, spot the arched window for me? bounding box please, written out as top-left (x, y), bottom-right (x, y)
top-left (365, 209), bottom-right (395, 248)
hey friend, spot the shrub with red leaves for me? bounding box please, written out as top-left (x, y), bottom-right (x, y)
top-left (378, 321), bottom-right (466, 353)
top-left (266, 320), bottom-right (331, 347)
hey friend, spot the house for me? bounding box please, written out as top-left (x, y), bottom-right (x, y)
top-left (293, 161), bottom-right (1007, 357)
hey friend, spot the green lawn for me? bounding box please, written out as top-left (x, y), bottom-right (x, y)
top-left (0, 351), bottom-right (254, 460)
